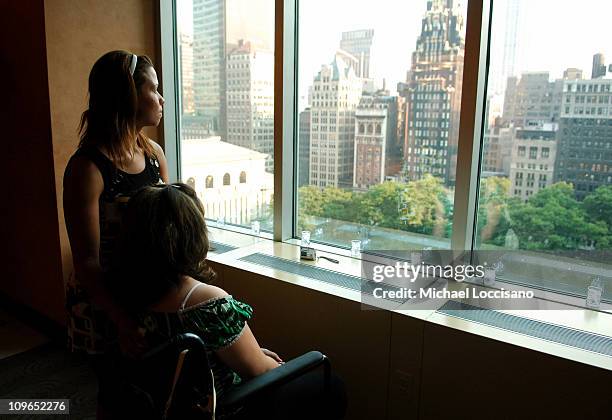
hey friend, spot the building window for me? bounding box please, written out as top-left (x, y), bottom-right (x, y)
top-left (240, 171), bottom-right (247, 183)
top-left (187, 177), bottom-right (196, 190)
top-left (205, 175), bottom-right (214, 189)
top-left (223, 173), bottom-right (231, 186)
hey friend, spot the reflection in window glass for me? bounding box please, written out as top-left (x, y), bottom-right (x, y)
top-left (176, 0), bottom-right (274, 230)
top-left (477, 0), bottom-right (612, 303)
top-left (297, 0), bottom-right (468, 251)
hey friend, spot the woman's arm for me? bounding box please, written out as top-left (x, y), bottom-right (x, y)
top-left (216, 323), bottom-right (280, 377)
top-left (149, 139), bottom-right (169, 183)
top-left (63, 156), bottom-right (145, 356)
top-left (186, 285), bottom-right (279, 378)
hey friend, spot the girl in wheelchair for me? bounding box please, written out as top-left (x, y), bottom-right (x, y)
top-left (108, 183), bottom-right (346, 419)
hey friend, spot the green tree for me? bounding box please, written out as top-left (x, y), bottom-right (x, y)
top-left (399, 174), bottom-right (449, 236)
top-left (583, 185), bottom-right (612, 228)
top-left (507, 183), bottom-right (608, 250)
top-left (357, 182), bottom-right (406, 228)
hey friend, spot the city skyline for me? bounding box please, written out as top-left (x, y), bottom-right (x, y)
top-left (175, 0), bottom-right (612, 262)
top-left (179, 0), bottom-right (612, 114)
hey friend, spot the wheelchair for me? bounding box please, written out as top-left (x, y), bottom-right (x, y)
top-left (113, 333), bottom-right (332, 419)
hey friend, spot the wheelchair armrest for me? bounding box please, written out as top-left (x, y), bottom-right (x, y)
top-left (220, 350), bottom-right (330, 407)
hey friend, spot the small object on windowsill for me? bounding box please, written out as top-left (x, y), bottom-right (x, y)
top-left (585, 277), bottom-right (603, 309)
top-left (300, 246), bottom-right (316, 261)
top-left (318, 255), bottom-right (339, 264)
top-left (301, 230), bottom-right (311, 247)
top-left (483, 267), bottom-right (496, 286)
top-left (251, 220), bottom-right (260, 236)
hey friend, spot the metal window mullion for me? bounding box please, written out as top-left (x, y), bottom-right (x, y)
top-left (273, 0), bottom-right (297, 241)
top-left (158, 0), bottom-right (181, 183)
top-left (450, 0), bottom-right (491, 259)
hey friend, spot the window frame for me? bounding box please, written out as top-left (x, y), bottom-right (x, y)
top-left (159, 0), bottom-right (490, 253)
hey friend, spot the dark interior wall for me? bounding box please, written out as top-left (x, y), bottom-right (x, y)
top-left (0, 1), bottom-right (65, 324)
top-left (0, 0), bottom-right (161, 325)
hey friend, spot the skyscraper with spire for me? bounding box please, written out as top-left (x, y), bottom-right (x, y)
top-left (399, 0), bottom-right (465, 186)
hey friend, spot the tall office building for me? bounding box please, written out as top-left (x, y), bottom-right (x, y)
top-left (509, 123), bottom-right (558, 201)
top-left (555, 79), bottom-right (612, 200)
top-left (353, 94), bottom-right (399, 189)
top-left (502, 72), bottom-right (564, 127)
top-left (226, 40), bottom-right (275, 172)
top-left (309, 52), bottom-right (362, 188)
top-left (193, 0), bottom-right (227, 137)
top-left (339, 29), bottom-right (374, 79)
top-left (179, 32), bottom-right (195, 115)
top-left (298, 108), bottom-right (311, 187)
top-left (500, 0), bottom-right (522, 92)
top-left (399, 0), bottom-right (465, 186)
top-left (482, 122), bottom-right (514, 176)
top-left (592, 53), bottom-right (607, 79)
top-left (490, 0), bottom-right (524, 95)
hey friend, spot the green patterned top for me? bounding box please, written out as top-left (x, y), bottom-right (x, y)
top-left (139, 295), bottom-right (253, 397)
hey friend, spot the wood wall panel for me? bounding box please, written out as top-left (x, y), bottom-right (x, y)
top-left (210, 262), bottom-right (393, 420)
top-left (419, 323), bottom-right (612, 419)
top-left (43, 0), bottom-right (161, 321)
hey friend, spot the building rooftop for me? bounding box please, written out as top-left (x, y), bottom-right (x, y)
top-left (181, 137), bottom-right (268, 167)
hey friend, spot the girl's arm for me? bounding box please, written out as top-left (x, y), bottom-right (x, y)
top-left (216, 323), bottom-right (280, 378)
top-left (149, 139), bottom-right (169, 183)
top-left (186, 285), bottom-right (280, 378)
top-left (63, 156), bottom-right (145, 356)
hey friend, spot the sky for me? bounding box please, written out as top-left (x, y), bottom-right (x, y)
top-left (178, 0), bottom-right (612, 111)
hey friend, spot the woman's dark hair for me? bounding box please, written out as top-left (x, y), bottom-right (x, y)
top-left (78, 50), bottom-right (156, 166)
top-left (111, 183), bottom-right (215, 309)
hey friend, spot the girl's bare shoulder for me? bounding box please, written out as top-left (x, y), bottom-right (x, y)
top-left (185, 281), bottom-right (229, 308)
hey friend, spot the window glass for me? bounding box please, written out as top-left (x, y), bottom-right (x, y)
top-left (297, 0), bottom-right (468, 252)
top-left (477, 0), bottom-right (612, 303)
top-left (177, 0), bottom-right (274, 230)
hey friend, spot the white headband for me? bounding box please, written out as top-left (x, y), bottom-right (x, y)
top-left (129, 54), bottom-right (138, 75)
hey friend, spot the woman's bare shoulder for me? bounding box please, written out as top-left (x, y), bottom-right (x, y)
top-left (148, 138), bottom-right (164, 154)
top-left (185, 282), bottom-right (229, 307)
top-left (63, 153), bottom-right (103, 192)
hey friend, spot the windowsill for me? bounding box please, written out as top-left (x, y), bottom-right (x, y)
top-left (207, 226), bottom-right (612, 372)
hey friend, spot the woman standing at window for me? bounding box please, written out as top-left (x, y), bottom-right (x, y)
top-left (62, 50), bottom-right (168, 417)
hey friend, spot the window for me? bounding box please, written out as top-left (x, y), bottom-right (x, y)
top-left (474, 0), bottom-right (611, 305)
top-left (187, 176), bottom-right (196, 190)
top-left (205, 175), bottom-right (214, 189)
top-left (296, 0), bottom-right (467, 251)
top-left (176, 0), bottom-right (274, 229)
top-left (164, 0), bottom-right (611, 309)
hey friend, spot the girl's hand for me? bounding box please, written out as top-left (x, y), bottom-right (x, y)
top-left (116, 316), bottom-right (147, 358)
top-left (261, 348), bottom-right (284, 364)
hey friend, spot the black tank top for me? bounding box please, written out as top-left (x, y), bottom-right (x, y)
top-left (72, 145), bottom-right (163, 271)
top-left (66, 145), bottom-right (162, 353)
